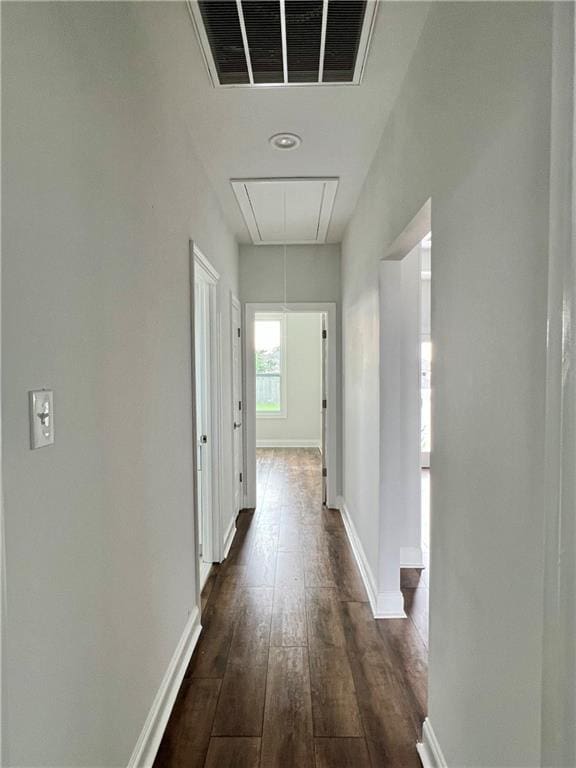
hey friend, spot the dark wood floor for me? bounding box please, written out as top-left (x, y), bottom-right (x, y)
top-left (154, 449), bottom-right (428, 768)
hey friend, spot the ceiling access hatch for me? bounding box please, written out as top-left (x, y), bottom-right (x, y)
top-left (187, 1), bottom-right (378, 87)
top-left (231, 178), bottom-right (339, 244)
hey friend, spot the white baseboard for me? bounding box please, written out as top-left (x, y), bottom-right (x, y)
top-left (337, 496), bottom-right (406, 619)
top-left (417, 719), bottom-right (447, 768)
top-left (375, 590), bottom-right (407, 617)
top-left (337, 495), bottom-right (378, 612)
top-left (401, 545), bottom-right (425, 568)
top-left (256, 439), bottom-right (321, 448)
top-left (199, 560), bottom-right (212, 591)
top-left (222, 514), bottom-right (237, 560)
top-left (127, 606), bottom-right (202, 768)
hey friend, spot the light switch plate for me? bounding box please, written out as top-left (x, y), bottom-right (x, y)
top-left (29, 390), bottom-right (54, 449)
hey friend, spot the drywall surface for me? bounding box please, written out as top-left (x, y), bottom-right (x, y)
top-left (540, 4), bottom-right (576, 766)
top-left (240, 244), bottom-right (342, 491)
top-left (341, 3), bottom-right (552, 765)
top-left (256, 313), bottom-right (322, 445)
top-left (2, 3), bottom-right (238, 765)
top-left (239, 244), bottom-right (340, 304)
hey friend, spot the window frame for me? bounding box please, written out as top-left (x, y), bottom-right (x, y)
top-left (255, 312), bottom-right (287, 419)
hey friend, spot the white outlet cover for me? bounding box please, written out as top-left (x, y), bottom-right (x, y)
top-left (29, 390), bottom-right (54, 449)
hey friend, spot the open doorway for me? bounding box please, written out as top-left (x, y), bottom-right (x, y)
top-left (244, 302), bottom-right (337, 510)
top-left (395, 231), bottom-right (431, 644)
top-left (254, 310), bottom-right (325, 506)
top-left (254, 312), bottom-right (323, 448)
top-left (377, 202), bottom-right (431, 627)
top-left (397, 231), bottom-right (432, 650)
top-left (420, 233), bottom-right (431, 593)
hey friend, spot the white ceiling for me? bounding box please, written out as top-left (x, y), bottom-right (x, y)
top-left (142, 2), bottom-right (431, 245)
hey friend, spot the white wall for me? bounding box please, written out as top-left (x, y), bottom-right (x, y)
top-left (2, 3), bottom-right (238, 766)
top-left (256, 313), bottom-right (322, 447)
top-left (240, 244), bottom-right (340, 304)
top-left (541, 4), bottom-right (576, 765)
top-left (341, 3), bottom-right (553, 765)
top-left (240, 244), bottom-right (342, 490)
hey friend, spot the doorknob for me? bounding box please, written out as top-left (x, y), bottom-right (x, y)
top-left (234, 422), bottom-right (242, 429)
top-left (200, 434), bottom-right (208, 444)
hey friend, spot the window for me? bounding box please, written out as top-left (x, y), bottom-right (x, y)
top-left (255, 313), bottom-right (286, 418)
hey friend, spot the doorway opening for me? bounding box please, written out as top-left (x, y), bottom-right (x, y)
top-left (244, 303), bottom-right (337, 511)
top-left (396, 230), bottom-right (431, 646)
top-left (254, 310), bottom-right (327, 501)
top-left (192, 244), bottom-right (221, 592)
top-left (377, 200), bottom-right (431, 629)
top-left (397, 230), bottom-right (432, 651)
top-left (419, 233), bottom-right (431, 612)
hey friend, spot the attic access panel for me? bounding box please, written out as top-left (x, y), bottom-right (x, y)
top-left (188, 0), bottom-right (377, 87)
top-left (231, 178), bottom-right (339, 245)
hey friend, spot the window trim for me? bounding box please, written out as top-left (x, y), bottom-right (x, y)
top-left (255, 312), bottom-right (287, 419)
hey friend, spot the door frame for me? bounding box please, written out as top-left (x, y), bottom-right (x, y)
top-left (230, 292), bottom-right (243, 522)
top-left (244, 302), bottom-right (338, 508)
top-left (190, 241), bottom-right (222, 592)
top-left (381, 202), bottom-right (431, 572)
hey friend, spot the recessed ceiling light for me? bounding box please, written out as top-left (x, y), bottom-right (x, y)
top-left (269, 133), bottom-right (302, 151)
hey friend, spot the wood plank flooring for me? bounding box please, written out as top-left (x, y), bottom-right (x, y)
top-left (154, 448), bottom-right (428, 768)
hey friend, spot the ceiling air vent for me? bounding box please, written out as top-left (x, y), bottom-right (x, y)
top-left (187, 0), bottom-right (377, 88)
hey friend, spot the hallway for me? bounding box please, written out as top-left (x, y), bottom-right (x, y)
top-left (155, 449), bottom-right (427, 768)
top-left (3, 3), bottom-right (574, 764)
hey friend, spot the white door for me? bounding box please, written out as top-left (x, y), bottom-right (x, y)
top-left (231, 297), bottom-right (243, 514)
top-left (194, 267), bottom-right (214, 583)
top-left (321, 313), bottom-right (327, 505)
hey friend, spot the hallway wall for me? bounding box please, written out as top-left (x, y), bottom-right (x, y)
top-left (240, 244), bottom-right (341, 304)
top-left (240, 244), bottom-right (342, 491)
top-left (2, 3), bottom-right (239, 766)
top-left (340, 3), bottom-right (553, 766)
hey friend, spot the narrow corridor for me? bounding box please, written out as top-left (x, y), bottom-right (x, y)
top-left (155, 449), bottom-right (427, 767)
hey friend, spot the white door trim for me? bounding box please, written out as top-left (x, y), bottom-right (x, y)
top-left (244, 302), bottom-right (338, 508)
top-left (230, 292), bottom-right (243, 522)
top-left (194, 244), bottom-right (220, 283)
top-left (190, 241), bottom-right (222, 593)
top-left (188, 241), bottom-right (201, 608)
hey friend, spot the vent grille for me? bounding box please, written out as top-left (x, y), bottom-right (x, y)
top-left (189, 0), bottom-right (376, 88)
top-left (243, 1), bottom-right (284, 84)
top-left (198, 1), bottom-right (249, 85)
top-left (286, 1), bottom-right (323, 84)
top-left (323, 0), bottom-right (366, 82)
